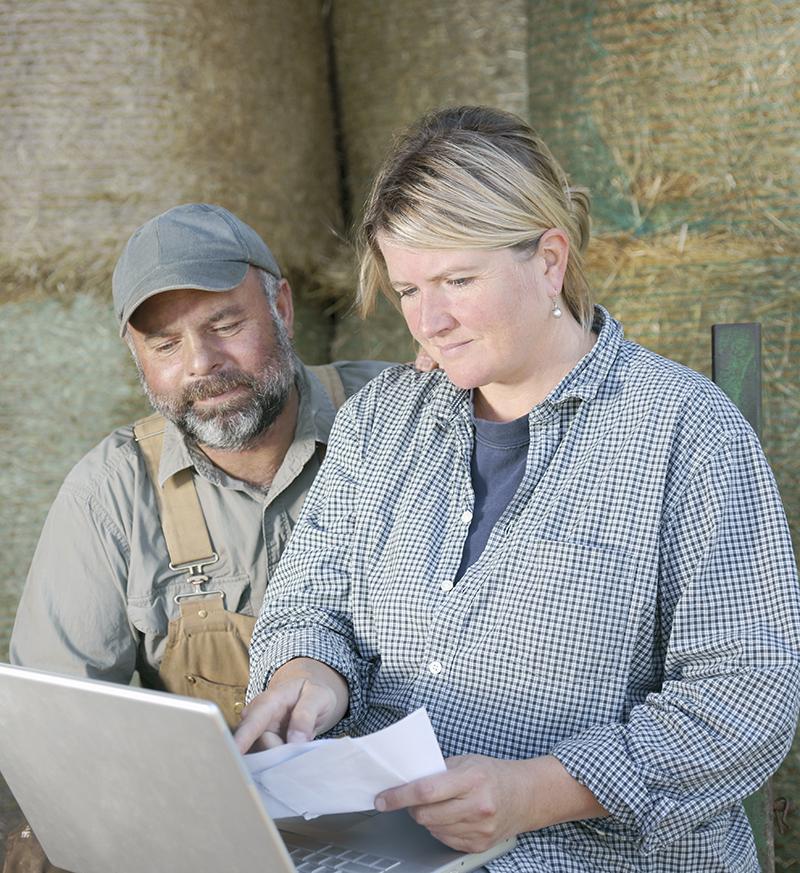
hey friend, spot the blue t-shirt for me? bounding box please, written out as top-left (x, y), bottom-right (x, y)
top-left (455, 398), bottom-right (530, 581)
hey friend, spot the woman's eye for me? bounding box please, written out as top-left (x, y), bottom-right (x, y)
top-left (449, 277), bottom-right (472, 287)
top-left (398, 287), bottom-right (418, 298)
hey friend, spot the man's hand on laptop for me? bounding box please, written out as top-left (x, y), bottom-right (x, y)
top-left (233, 658), bottom-right (349, 754)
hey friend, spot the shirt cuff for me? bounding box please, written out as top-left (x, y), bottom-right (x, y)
top-left (249, 625), bottom-right (375, 735)
top-left (552, 724), bottom-right (676, 854)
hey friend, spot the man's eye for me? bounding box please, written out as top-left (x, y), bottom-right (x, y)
top-left (213, 322), bottom-right (240, 333)
top-left (155, 342), bottom-right (177, 354)
top-left (449, 277), bottom-right (472, 287)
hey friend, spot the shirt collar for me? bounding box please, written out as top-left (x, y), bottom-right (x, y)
top-left (424, 305), bottom-right (623, 425)
top-left (546, 305), bottom-right (622, 406)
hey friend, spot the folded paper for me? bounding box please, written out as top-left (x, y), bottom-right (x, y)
top-left (243, 708), bottom-right (446, 819)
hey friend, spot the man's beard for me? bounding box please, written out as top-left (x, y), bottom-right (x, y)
top-left (136, 327), bottom-right (296, 451)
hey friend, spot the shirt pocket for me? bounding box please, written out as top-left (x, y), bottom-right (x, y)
top-left (491, 539), bottom-right (636, 690)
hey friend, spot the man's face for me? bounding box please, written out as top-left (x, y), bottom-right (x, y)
top-left (126, 267), bottom-right (296, 451)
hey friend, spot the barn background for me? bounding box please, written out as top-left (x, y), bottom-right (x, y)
top-left (1, 0), bottom-right (799, 867)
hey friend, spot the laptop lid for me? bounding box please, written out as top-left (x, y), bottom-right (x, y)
top-left (0, 664), bottom-right (514, 873)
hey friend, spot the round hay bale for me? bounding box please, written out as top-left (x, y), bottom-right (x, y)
top-left (328, 0), bottom-right (530, 360)
top-left (330, 0), bottom-right (529, 220)
top-left (0, 0), bottom-right (342, 361)
top-left (587, 230), bottom-right (800, 551)
top-left (527, 0), bottom-right (800, 237)
top-left (524, 0), bottom-right (800, 551)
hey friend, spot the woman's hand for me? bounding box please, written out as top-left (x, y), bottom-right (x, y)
top-left (233, 658), bottom-right (349, 754)
top-left (373, 754), bottom-right (608, 854)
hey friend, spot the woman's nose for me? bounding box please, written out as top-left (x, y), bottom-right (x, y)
top-left (412, 289), bottom-right (455, 339)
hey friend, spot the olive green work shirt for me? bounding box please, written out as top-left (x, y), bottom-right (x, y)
top-left (10, 358), bottom-right (391, 688)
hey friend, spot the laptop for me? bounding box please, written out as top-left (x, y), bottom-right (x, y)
top-left (0, 663), bottom-right (515, 873)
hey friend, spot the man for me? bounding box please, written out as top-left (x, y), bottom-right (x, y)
top-left (5, 203), bottom-right (396, 872)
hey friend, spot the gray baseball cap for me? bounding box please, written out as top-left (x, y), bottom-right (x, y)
top-left (113, 203), bottom-right (281, 335)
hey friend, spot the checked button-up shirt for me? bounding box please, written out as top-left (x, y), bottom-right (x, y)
top-left (249, 307), bottom-right (800, 872)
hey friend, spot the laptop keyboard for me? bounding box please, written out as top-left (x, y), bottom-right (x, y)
top-left (284, 834), bottom-right (403, 873)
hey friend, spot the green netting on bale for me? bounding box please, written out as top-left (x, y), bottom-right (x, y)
top-left (524, 0), bottom-right (800, 561)
top-left (0, 296), bottom-right (152, 660)
top-left (527, 0), bottom-right (800, 238)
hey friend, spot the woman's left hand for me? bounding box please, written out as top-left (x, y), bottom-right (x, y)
top-left (373, 754), bottom-right (609, 853)
top-left (374, 755), bottom-right (526, 853)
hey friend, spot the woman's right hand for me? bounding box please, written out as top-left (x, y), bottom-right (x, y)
top-left (232, 658), bottom-right (349, 754)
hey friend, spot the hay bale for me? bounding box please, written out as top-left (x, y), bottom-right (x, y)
top-left (328, 0), bottom-right (529, 360)
top-left (0, 295), bottom-right (153, 661)
top-left (587, 229), bottom-right (800, 551)
top-left (0, 0), bottom-right (342, 361)
top-left (329, 0), bottom-right (529, 220)
top-left (523, 0), bottom-right (800, 550)
top-left (527, 0), bottom-right (800, 237)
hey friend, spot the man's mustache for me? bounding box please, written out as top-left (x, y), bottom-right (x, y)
top-left (181, 372), bottom-right (254, 405)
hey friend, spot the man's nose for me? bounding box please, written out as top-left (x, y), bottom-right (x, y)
top-left (183, 335), bottom-right (224, 377)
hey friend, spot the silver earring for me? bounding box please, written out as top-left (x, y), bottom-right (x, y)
top-left (551, 296), bottom-right (563, 319)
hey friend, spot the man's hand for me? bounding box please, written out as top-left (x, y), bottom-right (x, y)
top-left (233, 658), bottom-right (349, 754)
top-left (373, 754), bottom-right (608, 854)
top-left (413, 351), bottom-right (438, 372)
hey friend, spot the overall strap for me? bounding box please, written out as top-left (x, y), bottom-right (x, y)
top-left (133, 413), bottom-right (216, 572)
top-left (307, 363), bottom-right (346, 411)
top-left (307, 364), bottom-right (346, 463)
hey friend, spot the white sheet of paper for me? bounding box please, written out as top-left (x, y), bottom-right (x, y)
top-left (243, 708), bottom-right (445, 819)
top-left (352, 708), bottom-right (444, 783)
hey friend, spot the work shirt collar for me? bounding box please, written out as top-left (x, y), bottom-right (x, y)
top-left (426, 305), bottom-right (623, 425)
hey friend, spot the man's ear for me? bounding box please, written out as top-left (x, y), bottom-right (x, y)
top-left (275, 278), bottom-right (295, 339)
top-left (538, 228), bottom-right (570, 295)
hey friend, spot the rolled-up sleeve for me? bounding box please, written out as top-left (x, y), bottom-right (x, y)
top-left (553, 430), bottom-right (800, 853)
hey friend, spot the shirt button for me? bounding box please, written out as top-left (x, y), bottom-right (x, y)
top-left (440, 580), bottom-right (454, 592)
top-left (460, 511), bottom-right (473, 524)
top-left (429, 661), bottom-right (443, 675)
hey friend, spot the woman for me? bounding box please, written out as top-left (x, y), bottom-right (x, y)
top-left (236, 106), bottom-right (800, 872)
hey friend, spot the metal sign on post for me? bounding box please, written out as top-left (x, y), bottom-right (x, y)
top-left (711, 323), bottom-right (762, 439)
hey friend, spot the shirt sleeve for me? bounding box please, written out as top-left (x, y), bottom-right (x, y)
top-left (10, 481), bottom-right (139, 685)
top-left (246, 390), bottom-right (378, 732)
top-left (332, 360), bottom-right (397, 399)
top-left (552, 429), bottom-right (800, 854)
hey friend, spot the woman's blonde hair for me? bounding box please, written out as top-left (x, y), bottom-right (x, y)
top-left (357, 106), bottom-right (593, 327)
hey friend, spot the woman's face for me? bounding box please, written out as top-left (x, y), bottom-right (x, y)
top-left (379, 236), bottom-right (564, 404)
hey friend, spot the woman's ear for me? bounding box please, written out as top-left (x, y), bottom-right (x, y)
top-left (537, 228), bottom-right (570, 295)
